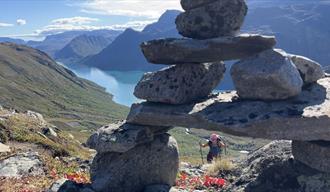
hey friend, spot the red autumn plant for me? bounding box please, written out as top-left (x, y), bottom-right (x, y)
top-left (176, 172), bottom-right (226, 191)
top-left (64, 172), bottom-right (89, 184)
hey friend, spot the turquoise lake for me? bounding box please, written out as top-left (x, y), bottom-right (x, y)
top-left (64, 64), bottom-right (234, 107)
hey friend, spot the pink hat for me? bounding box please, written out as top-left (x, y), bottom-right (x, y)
top-left (210, 134), bottom-right (219, 142)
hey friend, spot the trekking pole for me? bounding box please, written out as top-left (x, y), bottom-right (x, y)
top-left (199, 140), bottom-right (204, 165)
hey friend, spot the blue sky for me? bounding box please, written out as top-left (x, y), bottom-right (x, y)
top-left (0, 0), bottom-right (182, 40)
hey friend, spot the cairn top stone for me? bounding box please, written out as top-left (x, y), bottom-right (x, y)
top-left (180, 0), bottom-right (218, 10)
top-left (134, 62), bottom-right (225, 104)
top-left (141, 34), bottom-right (276, 64)
top-left (127, 77), bottom-right (330, 141)
top-left (176, 0), bottom-right (248, 39)
top-left (289, 54), bottom-right (325, 85)
top-left (231, 49), bottom-right (303, 100)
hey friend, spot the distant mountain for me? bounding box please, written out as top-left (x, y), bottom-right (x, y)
top-left (27, 29), bottom-right (122, 57)
top-left (0, 42), bottom-right (128, 130)
top-left (0, 37), bottom-right (25, 45)
top-left (55, 35), bottom-right (111, 65)
top-left (243, 2), bottom-right (330, 66)
top-left (81, 10), bottom-right (181, 71)
top-left (78, 2), bottom-right (330, 74)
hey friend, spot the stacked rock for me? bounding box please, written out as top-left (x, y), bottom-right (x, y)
top-left (86, 0), bottom-right (329, 191)
top-left (87, 122), bottom-right (179, 192)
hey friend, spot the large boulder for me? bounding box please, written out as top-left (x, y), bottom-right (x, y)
top-left (292, 140), bottom-right (330, 173)
top-left (176, 0), bottom-right (248, 39)
top-left (134, 62), bottom-right (225, 104)
top-left (231, 49), bottom-right (303, 100)
top-left (90, 134), bottom-right (179, 192)
top-left (0, 152), bottom-right (44, 178)
top-left (227, 140), bottom-right (330, 192)
top-left (290, 55), bottom-right (325, 85)
top-left (87, 122), bottom-right (170, 153)
top-left (140, 34), bottom-right (276, 64)
top-left (180, 0), bottom-right (218, 10)
top-left (127, 77), bottom-right (330, 141)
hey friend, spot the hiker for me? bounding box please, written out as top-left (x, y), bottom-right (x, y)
top-left (200, 133), bottom-right (226, 163)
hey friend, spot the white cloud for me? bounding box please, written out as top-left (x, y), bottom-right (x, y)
top-left (0, 22), bottom-right (14, 27)
top-left (16, 19), bottom-right (27, 26)
top-left (77, 0), bottom-right (182, 19)
top-left (33, 16), bottom-right (153, 36)
top-left (51, 16), bottom-right (99, 25)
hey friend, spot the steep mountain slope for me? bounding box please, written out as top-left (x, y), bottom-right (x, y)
top-left (81, 10), bottom-right (181, 71)
top-left (0, 42), bottom-right (128, 131)
top-left (0, 37), bottom-right (25, 45)
top-left (27, 30), bottom-right (122, 57)
top-left (54, 35), bottom-right (111, 65)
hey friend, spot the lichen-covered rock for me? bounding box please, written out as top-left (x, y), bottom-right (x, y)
top-left (0, 152), bottom-right (44, 178)
top-left (127, 78), bottom-right (330, 141)
top-left (292, 140), bottom-right (330, 173)
top-left (180, 0), bottom-right (217, 10)
top-left (290, 54), bottom-right (325, 85)
top-left (134, 62), bottom-right (225, 104)
top-left (87, 122), bottom-right (169, 153)
top-left (231, 49), bottom-right (303, 100)
top-left (176, 0), bottom-right (248, 39)
top-left (140, 34), bottom-right (276, 64)
top-left (227, 140), bottom-right (330, 192)
top-left (90, 134), bottom-right (179, 192)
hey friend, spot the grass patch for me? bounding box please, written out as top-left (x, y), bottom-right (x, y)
top-left (206, 158), bottom-right (236, 176)
top-left (1, 113), bottom-right (91, 159)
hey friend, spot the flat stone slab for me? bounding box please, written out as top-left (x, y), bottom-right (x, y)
top-left (134, 62), bottom-right (225, 104)
top-left (127, 78), bottom-right (330, 141)
top-left (292, 140), bottom-right (330, 173)
top-left (141, 34), bottom-right (276, 64)
top-left (87, 122), bottom-right (170, 154)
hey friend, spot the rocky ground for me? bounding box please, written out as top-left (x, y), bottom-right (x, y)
top-left (0, 107), bottom-right (93, 192)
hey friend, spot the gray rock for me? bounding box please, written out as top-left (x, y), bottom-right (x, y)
top-left (292, 140), bottom-right (330, 173)
top-left (144, 184), bottom-right (171, 192)
top-left (290, 54), bottom-right (325, 85)
top-left (91, 134), bottom-right (179, 192)
top-left (0, 142), bottom-right (10, 153)
top-left (181, 0), bottom-right (218, 10)
top-left (227, 140), bottom-right (330, 192)
top-left (48, 179), bottom-right (95, 192)
top-left (134, 62), bottom-right (225, 104)
top-left (140, 34), bottom-right (276, 64)
top-left (26, 110), bottom-right (46, 125)
top-left (42, 127), bottom-right (58, 138)
top-left (231, 49), bottom-right (303, 100)
top-left (87, 122), bottom-right (170, 153)
top-left (0, 152), bottom-right (44, 178)
top-left (176, 0), bottom-right (248, 39)
top-left (127, 77), bottom-right (330, 141)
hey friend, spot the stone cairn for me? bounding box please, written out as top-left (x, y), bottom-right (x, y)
top-left (87, 0), bottom-right (329, 192)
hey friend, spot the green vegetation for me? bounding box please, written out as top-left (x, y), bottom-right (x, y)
top-left (0, 43), bottom-right (129, 134)
top-left (169, 127), bottom-right (269, 164)
top-left (0, 112), bottom-right (91, 159)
